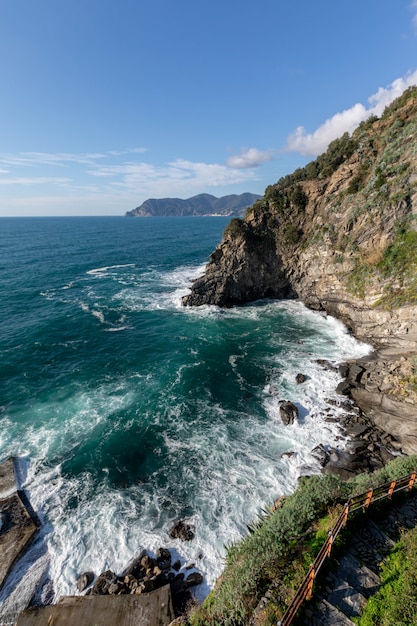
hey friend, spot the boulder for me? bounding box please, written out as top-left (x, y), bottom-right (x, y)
top-left (279, 401), bottom-right (299, 425)
top-left (156, 547), bottom-right (172, 571)
top-left (311, 444), bottom-right (329, 466)
top-left (76, 571), bottom-right (95, 592)
top-left (336, 380), bottom-right (352, 396)
top-left (92, 570), bottom-right (119, 595)
top-left (169, 520), bottom-right (195, 542)
top-left (185, 571), bottom-right (203, 587)
top-left (121, 549), bottom-right (148, 579)
top-left (296, 373), bottom-right (307, 384)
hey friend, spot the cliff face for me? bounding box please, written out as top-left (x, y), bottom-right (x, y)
top-left (183, 87), bottom-right (417, 453)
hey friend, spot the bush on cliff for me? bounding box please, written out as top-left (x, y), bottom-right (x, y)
top-left (223, 217), bottom-right (245, 239)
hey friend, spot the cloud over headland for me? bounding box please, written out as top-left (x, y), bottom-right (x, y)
top-left (285, 70), bottom-right (417, 156)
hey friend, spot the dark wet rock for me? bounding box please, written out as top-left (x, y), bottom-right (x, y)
top-left (345, 423), bottom-right (369, 437)
top-left (311, 444), bottom-right (330, 466)
top-left (347, 363), bottom-right (365, 383)
top-left (156, 547), bottom-right (172, 570)
top-left (169, 520), bottom-right (195, 542)
top-left (296, 373), bottom-right (307, 384)
top-left (379, 446), bottom-right (396, 464)
top-left (186, 572), bottom-right (204, 587)
top-left (316, 359), bottom-right (335, 370)
top-left (172, 560), bottom-right (181, 572)
top-left (121, 549), bottom-right (148, 579)
top-left (338, 363), bottom-right (349, 378)
top-left (279, 400), bottom-right (299, 425)
top-left (140, 554), bottom-right (157, 572)
top-left (0, 457), bottom-right (40, 601)
top-left (76, 571), bottom-right (95, 592)
top-left (92, 570), bottom-right (119, 595)
top-left (336, 380), bottom-right (352, 396)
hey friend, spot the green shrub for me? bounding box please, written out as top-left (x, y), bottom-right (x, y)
top-left (355, 526), bottom-right (417, 625)
top-left (223, 218), bottom-right (245, 239)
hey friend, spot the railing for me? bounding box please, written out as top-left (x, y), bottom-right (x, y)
top-left (277, 471), bottom-right (417, 626)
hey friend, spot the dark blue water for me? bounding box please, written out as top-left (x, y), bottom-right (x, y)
top-left (0, 216), bottom-right (371, 604)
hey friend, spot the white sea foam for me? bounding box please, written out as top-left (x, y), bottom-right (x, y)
top-left (2, 258), bottom-right (375, 608)
top-left (86, 264), bottom-right (135, 275)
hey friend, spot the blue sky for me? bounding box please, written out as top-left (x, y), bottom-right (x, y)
top-left (1, 0), bottom-right (417, 216)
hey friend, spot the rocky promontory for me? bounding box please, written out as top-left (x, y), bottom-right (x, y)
top-left (125, 192), bottom-right (261, 217)
top-left (183, 87), bottom-right (417, 455)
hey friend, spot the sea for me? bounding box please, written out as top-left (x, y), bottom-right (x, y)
top-left (0, 216), bottom-right (372, 614)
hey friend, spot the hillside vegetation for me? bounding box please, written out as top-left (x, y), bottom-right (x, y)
top-left (188, 456), bottom-right (417, 625)
top-left (243, 85), bottom-right (417, 309)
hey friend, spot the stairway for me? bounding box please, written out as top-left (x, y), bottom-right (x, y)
top-left (296, 489), bottom-right (417, 625)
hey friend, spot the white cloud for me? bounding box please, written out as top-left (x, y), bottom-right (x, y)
top-left (0, 176), bottom-right (72, 186)
top-left (226, 148), bottom-right (273, 168)
top-left (0, 150), bottom-right (260, 216)
top-left (0, 149), bottom-right (147, 169)
top-left (88, 158), bottom-right (258, 192)
top-left (285, 69), bottom-right (417, 156)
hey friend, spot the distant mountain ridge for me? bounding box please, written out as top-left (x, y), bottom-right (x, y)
top-left (124, 192), bottom-right (261, 217)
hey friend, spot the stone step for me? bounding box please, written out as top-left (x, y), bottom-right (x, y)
top-left (349, 519), bottom-right (395, 572)
top-left (301, 597), bottom-right (356, 625)
top-left (327, 553), bottom-right (381, 599)
top-left (325, 580), bottom-right (367, 619)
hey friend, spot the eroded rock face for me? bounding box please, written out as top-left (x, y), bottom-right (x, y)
top-left (183, 90), bottom-right (417, 455)
top-left (182, 226), bottom-right (293, 307)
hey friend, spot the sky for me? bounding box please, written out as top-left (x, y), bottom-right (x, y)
top-left (1, 1), bottom-right (417, 216)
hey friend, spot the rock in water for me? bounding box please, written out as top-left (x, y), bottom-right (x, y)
top-left (279, 401), bottom-right (299, 425)
top-left (76, 571), bottom-right (95, 592)
top-left (169, 520), bottom-right (195, 541)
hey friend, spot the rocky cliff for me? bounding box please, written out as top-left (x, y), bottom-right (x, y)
top-left (183, 87), bottom-right (417, 454)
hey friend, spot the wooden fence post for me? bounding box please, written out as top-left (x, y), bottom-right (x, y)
top-left (342, 503), bottom-right (349, 526)
top-left (326, 533), bottom-right (333, 557)
top-left (364, 489), bottom-right (373, 508)
top-left (306, 567), bottom-right (315, 600)
top-left (408, 472), bottom-right (416, 490)
top-left (388, 480), bottom-right (396, 498)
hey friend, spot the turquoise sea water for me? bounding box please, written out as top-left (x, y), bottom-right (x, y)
top-left (0, 216), bottom-right (371, 608)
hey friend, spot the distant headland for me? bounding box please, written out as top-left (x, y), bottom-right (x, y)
top-left (124, 192), bottom-right (261, 217)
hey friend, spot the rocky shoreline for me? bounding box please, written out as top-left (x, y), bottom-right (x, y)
top-left (77, 538), bottom-right (202, 619)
